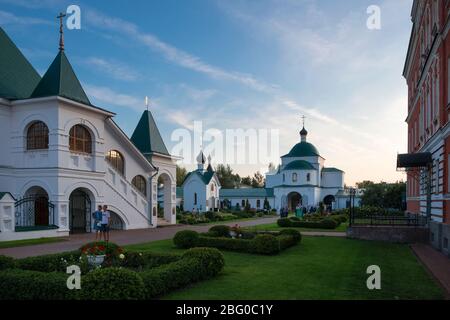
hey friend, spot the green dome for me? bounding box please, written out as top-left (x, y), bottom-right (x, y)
top-left (283, 160), bottom-right (315, 171)
top-left (282, 142), bottom-right (320, 158)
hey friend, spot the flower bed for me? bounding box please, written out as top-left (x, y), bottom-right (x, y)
top-left (173, 227), bottom-right (301, 255)
top-left (0, 242), bottom-right (224, 300)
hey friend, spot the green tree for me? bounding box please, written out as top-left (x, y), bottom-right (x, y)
top-left (215, 164), bottom-right (240, 189)
top-left (176, 165), bottom-right (187, 187)
top-left (251, 171), bottom-right (265, 188)
top-left (241, 176), bottom-right (252, 186)
top-left (358, 181), bottom-right (406, 210)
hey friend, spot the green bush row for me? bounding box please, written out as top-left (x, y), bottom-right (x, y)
top-left (0, 248), bottom-right (224, 300)
top-left (277, 218), bottom-right (339, 229)
top-left (173, 229), bottom-right (301, 255)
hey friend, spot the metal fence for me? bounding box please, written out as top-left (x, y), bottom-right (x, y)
top-left (350, 212), bottom-right (427, 227)
top-left (14, 196), bottom-right (55, 228)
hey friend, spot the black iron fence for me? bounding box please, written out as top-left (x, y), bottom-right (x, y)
top-left (14, 196), bottom-right (56, 229)
top-left (350, 212), bottom-right (427, 227)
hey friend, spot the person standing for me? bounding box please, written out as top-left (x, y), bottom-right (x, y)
top-left (101, 204), bottom-right (111, 242)
top-left (92, 205), bottom-right (103, 241)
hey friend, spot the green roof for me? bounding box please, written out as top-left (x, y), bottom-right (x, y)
top-left (0, 27), bottom-right (41, 100)
top-left (282, 141), bottom-right (320, 158)
top-left (220, 188), bottom-right (274, 198)
top-left (0, 192), bottom-right (15, 200)
top-left (322, 167), bottom-right (344, 173)
top-left (131, 110), bottom-right (170, 156)
top-left (31, 51), bottom-right (91, 105)
top-left (283, 160), bottom-right (315, 170)
top-left (183, 169), bottom-right (216, 185)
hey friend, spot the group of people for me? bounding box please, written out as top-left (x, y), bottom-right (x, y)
top-left (92, 205), bottom-right (111, 241)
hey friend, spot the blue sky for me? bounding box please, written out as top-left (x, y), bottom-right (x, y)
top-left (0, 0), bottom-right (413, 184)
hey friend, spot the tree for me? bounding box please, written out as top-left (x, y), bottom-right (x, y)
top-left (358, 181), bottom-right (406, 210)
top-left (241, 176), bottom-right (252, 186)
top-left (176, 165), bottom-right (187, 187)
top-left (251, 171), bottom-right (265, 188)
top-left (263, 197), bottom-right (270, 211)
top-left (215, 164), bottom-right (240, 189)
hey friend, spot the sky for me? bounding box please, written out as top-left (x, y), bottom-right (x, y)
top-left (0, 0), bottom-right (413, 185)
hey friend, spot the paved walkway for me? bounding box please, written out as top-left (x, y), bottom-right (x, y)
top-left (0, 217), bottom-right (279, 258)
top-left (411, 243), bottom-right (450, 298)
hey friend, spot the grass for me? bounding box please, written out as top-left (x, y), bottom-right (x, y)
top-left (0, 237), bottom-right (67, 249)
top-left (125, 237), bottom-right (444, 300)
top-left (243, 222), bottom-right (349, 233)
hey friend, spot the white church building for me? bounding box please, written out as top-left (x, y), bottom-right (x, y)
top-left (0, 27), bottom-right (177, 241)
top-left (181, 125), bottom-right (361, 214)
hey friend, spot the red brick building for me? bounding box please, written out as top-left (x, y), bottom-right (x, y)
top-left (403, 0), bottom-right (450, 223)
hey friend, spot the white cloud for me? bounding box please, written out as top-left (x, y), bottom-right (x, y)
top-left (84, 84), bottom-right (143, 112)
top-left (0, 10), bottom-right (52, 25)
top-left (82, 57), bottom-right (140, 81)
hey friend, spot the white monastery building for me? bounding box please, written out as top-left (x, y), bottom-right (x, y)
top-left (0, 27), bottom-right (177, 241)
top-left (182, 124), bottom-right (360, 213)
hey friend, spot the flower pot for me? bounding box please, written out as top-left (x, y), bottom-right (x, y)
top-left (87, 254), bottom-right (106, 266)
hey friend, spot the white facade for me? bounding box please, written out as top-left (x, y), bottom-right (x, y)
top-left (0, 29), bottom-right (177, 241)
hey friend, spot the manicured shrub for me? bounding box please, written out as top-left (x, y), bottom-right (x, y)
top-left (121, 251), bottom-right (145, 269)
top-left (196, 236), bottom-right (252, 252)
top-left (81, 267), bottom-right (145, 300)
top-left (279, 229), bottom-right (302, 243)
top-left (140, 252), bottom-right (180, 268)
top-left (251, 234), bottom-right (280, 255)
top-left (0, 269), bottom-right (76, 300)
top-left (15, 251), bottom-right (81, 272)
top-left (182, 247), bottom-right (225, 277)
top-left (0, 255), bottom-right (15, 270)
top-left (290, 216), bottom-right (301, 221)
top-left (320, 218), bottom-right (338, 229)
top-left (277, 218), bottom-right (292, 227)
top-left (173, 230), bottom-right (199, 248)
top-left (278, 235), bottom-right (298, 250)
top-left (209, 225), bottom-right (231, 237)
top-left (200, 231), bottom-right (220, 237)
top-left (205, 211), bottom-right (217, 221)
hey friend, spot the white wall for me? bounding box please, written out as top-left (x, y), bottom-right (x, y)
top-left (183, 173), bottom-right (207, 212)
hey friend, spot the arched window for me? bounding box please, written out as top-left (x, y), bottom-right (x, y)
top-left (132, 175), bottom-right (147, 196)
top-left (27, 121), bottom-right (49, 150)
top-left (211, 184), bottom-right (215, 192)
top-left (194, 193), bottom-right (197, 205)
top-left (69, 125), bottom-right (92, 154)
top-left (106, 150), bottom-right (124, 175)
top-left (292, 173), bottom-right (298, 183)
top-left (307, 173), bottom-right (311, 182)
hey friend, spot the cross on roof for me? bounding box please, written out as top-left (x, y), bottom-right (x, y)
top-left (301, 115), bottom-right (306, 128)
top-left (57, 12), bottom-right (67, 51)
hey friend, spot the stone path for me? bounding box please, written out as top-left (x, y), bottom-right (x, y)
top-left (411, 243), bottom-right (450, 299)
top-left (0, 217), bottom-right (349, 259)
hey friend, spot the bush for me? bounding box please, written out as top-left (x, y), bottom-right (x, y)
top-left (320, 218), bottom-right (338, 229)
top-left (0, 269), bottom-right (77, 300)
top-left (0, 255), bottom-right (15, 270)
top-left (277, 218), bottom-right (292, 227)
top-left (182, 248), bottom-right (225, 278)
top-left (15, 251), bottom-right (81, 272)
top-left (81, 267), bottom-right (145, 300)
top-left (209, 225), bottom-right (231, 237)
top-left (196, 236), bottom-right (252, 252)
top-left (251, 234), bottom-right (280, 255)
top-left (205, 211), bottom-right (217, 221)
top-left (173, 230), bottom-right (199, 248)
top-left (278, 235), bottom-right (298, 250)
top-left (279, 229), bottom-right (302, 243)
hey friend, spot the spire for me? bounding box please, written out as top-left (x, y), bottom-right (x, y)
top-left (300, 115), bottom-right (308, 142)
top-left (206, 155), bottom-right (213, 172)
top-left (57, 12), bottom-right (67, 52)
top-left (196, 150), bottom-right (206, 171)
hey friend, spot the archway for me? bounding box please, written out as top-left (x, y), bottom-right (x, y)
top-left (109, 210), bottom-right (125, 230)
top-left (287, 192), bottom-right (302, 212)
top-left (323, 195), bottom-right (336, 212)
top-left (157, 173), bottom-right (173, 223)
top-left (15, 186), bottom-right (54, 228)
top-left (69, 188), bottom-right (92, 233)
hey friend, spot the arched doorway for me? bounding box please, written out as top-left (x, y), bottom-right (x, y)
top-left (16, 186), bottom-right (54, 228)
top-left (69, 189), bottom-right (92, 233)
top-left (323, 195), bottom-right (336, 212)
top-left (287, 192), bottom-right (302, 212)
top-left (109, 210), bottom-right (125, 230)
top-left (157, 173), bottom-right (173, 223)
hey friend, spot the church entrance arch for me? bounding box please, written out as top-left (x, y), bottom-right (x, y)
top-left (287, 192), bottom-right (302, 212)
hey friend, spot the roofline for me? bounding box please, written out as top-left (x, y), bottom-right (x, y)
top-left (0, 98), bottom-right (11, 106)
top-left (11, 96), bottom-right (116, 117)
top-left (106, 118), bottom-right (157, 172)
top-left (144, 151), bottom-right (179, 160)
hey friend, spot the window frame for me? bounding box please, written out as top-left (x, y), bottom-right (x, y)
top-left (26, 121), bottom-right (49, 150)
top-left (69, 125), bottom-right (92, 154)
top-left (132, 175), bottom-right (147, 196)
top-left (105, 150), bottom-right (125, 175)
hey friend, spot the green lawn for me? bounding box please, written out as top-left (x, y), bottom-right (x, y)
top-left (243, 222), bottom-right (349, 233)
top-left (0, 237), bottom-right (67, 249)
top-left (125, 237), bottom-right (444, 300)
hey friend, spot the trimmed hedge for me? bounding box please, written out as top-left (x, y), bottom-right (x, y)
top-left (182, 248), bottom-right (224, 278)
top-left (15, 250), bottom-right (82, 272)
top-left (209, 225), bottom-right (231, 237)
top-left (0, 269), bottom-right (77, 300)
top-left (279, 229), bottom-right (302, 242)
top-left (0, 255), bottom-right (15, 270)
top-left (173, 230), bottom-right (300, 255)
top-left (80, 267), bottom-right (146, 300)
top-left (173, 230), bottom-right (199, 249)
top-left (277, 218), bottom-right (339, 229)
